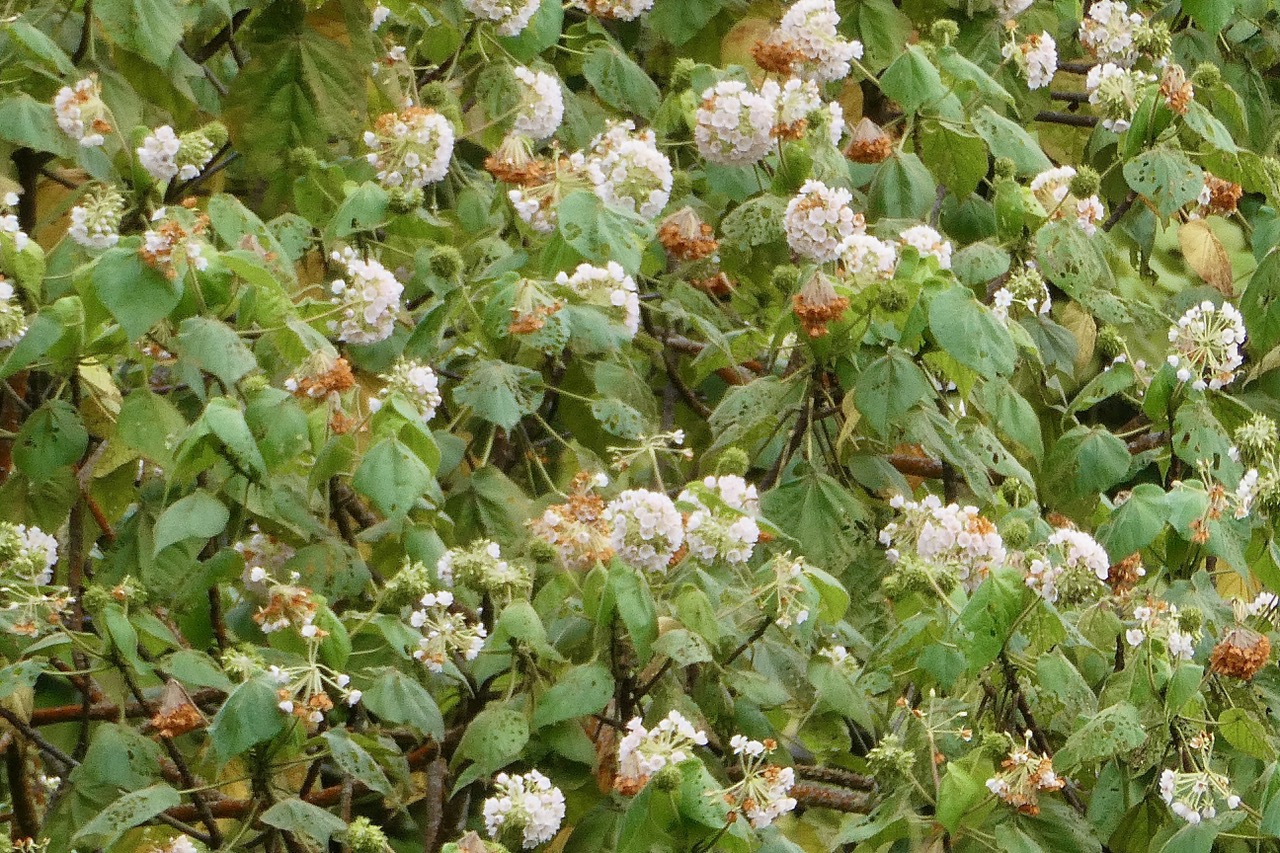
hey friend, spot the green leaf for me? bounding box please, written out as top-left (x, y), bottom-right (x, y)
top-left (955, 566), bottom-right (1025, 672)
top-left (852, 0), bottom-right (912, 71)
top-left (936, 753), bottom-right (993, 832)
top-left (979, 378), bottom-right (1043, 458)
top-left (1240, 249), bottom-right (1280, 353)
top-left (879, 45), bottom-right (945, 113)
top-left (609, 560), bottom-right (659, 664)
top-left (14, 400), bottom-right (87, 482)
top-left (652, 628), bottom-right (713, 666)
top-left (1043, 426), bottom-right (1132, 502)
top-left (1218, 707), bottom-right (1275, 760)
top-left (95, 0), bottom-right (184, 66)
top-left (557, 189), bottom-right (655, 274)
top-left (533, 663), bottom-right (614, 728)
top-left (1183, 100), bottom-right (1237, 152)
top-left (453, 360), bottom-right (545, 431)
top-left (208, 676), bottom-right (286, 763)
top-left (362, 669), bottom-right (445, 740)
top-left (973, 107), bottom-right (1052, 176)
top-left (928, 286), bottom-right (1017, 376)
top-left (1183, 0), bottom-right (1236, 33)
top-left (175, 317), bottom-right (258, 387)
top-left (322, 729), bottom-right (393, 795)
top-left (869, 153), bottom-right (937, 220)
top-left (761, 472), bottom-right (872, 572)
top-left (1035, 219), bottom-right (1116, 298)
top-left (583, 43), bottom-right (661, 119)
top-left (0, 95), bottom-right (72, 156)
top-left (1123, 148), bottom-right (1205, 219)
top-left (0, 661), bottom-right (43, 699)
top-left (72, 784), bottom-right (181, 849)
top-left (854, 350), bottom-right (934, 435)
top-left (202, 397), bottom-right (268, 477)
top-left (1098, 483), bottom-right (1168, 560)
top-left (327, 181), bottom-right (389, 238)
top-left (153, 491), bottom-right (229, 555)
top-left (118, 390), bottom-right (187, 468)
top-left (261, 799), bottom-right (348, 848)
top-left (1054, 702), bottom-right (1146, 770)
top-left (91, 248), bottom-right (182, 340)
top-left (647, 0), bottom-right (727, 45)
top-left (452, 706), bottom-right (530, 775)
top-left (953, 242), bottom-right (1012, 288)
top-left (353, 437), bottom-right (432, 517)
top-left (920, 123), bottom-right (988, 198)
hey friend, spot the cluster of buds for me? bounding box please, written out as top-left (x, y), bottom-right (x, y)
top-left (138, 123), bottom-right (227, 184)
top-left (438, 539), bottom-right (532, 602)
top-left (53, 75), bottom-right (112, 147)
top-left (363, 105), bottom-right (455, 191)
top-left (615, 710), bottom-right (708, 794)
top-left (410, 589), bottom-right (487, 672)
top-left (715, 737), bottom-right (798, 829)
top-left (141, 206), bottom-right (212, 278)
top-left (529, 471), bottom-right (615, 570)
top-left (880, 495), bottom-right (1006, 591)
top-left (69, 184), bottom-right (126, 250)
top-left (763, 553), bottom-right (813, 629)
top-left (606, 488), bottom-right (686, 574)
top-left (1159, 732), bottom-right (1241, 824)
top-left (993, 262), bottom-right (1051, 321)
top-left (1029, 166), bottom-right (1105, 235)
top-left (1086, 64), bottom-right (1157, 133)
top-left (482, 769), bottom-right (567, 849)
top-left (328, 247), bottom-right (404, 344)
top-left (880, 552), bottom-right (959, 602)
top-left (582, 120), bottom-right (672, 220)
top-left (0, 523), bottom-right (66, 638)
top-left (1166, 300), bottom-right (1247, 392)
top-left (676, 474), bottom-right (762, 565)
top-left (985, 732), bottom-right (1065, 816)
top-left (1022, 527), bottom-right (1112, 605)
top-left (368, 359), bottom-right (442, 422)
top-left (510, 66), bottom-right (564, 142)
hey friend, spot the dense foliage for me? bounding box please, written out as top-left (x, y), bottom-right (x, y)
top-left (8, 0), bottom-right (1280, 851)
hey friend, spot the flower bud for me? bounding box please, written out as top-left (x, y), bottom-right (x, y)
top-left (428, 245), bottom-right (465, 282)
top-left (1097, 325), bottom-right (1126, 358)
top-left (993, 157), bottom-right (1017, 181)
top-left (716, 447), bottom-right (751, 477)
top-left (347, 816), bottom-right (393, 853)
top-left (1190, 63), bottom-right (1221, 89)
top-left (1000, 519), bottom-right (1032, 549)
top-left (1068, 166), bottom-right (1101, 199)
top-left (930, 19), bottom-right (960, 47)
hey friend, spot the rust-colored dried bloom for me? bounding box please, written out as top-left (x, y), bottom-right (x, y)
top-left (508, 302), bottom-right (562, 335)
top-left (658, 207), bottom-right (719, 262)
top-left (845, 118), bottom-right (893, 164)
top-left (530, 472), bottom-right (615, 570)
top-left (1159, 63), bottom-right (1194, 115)
top-left (1107, 552), bottom-right (1146, 595)
top-left (1203, 174), bottom-right (1243, 216)
top-left (287, 355), bottom-right (355, 400)
top-left (484, 133), bottom-right (547, 187)
top-left (751, 38), bottom-right (804, 75)
top-left (693, 271), bottom-right (735, 298)
top-left (792, 270), bottom-right (849, 338)
top-left (1209, 627), bottom-right (1271, 680)
top-left (149, 680), bottom-right (206, 738)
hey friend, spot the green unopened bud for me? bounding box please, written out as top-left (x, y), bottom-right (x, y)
top-left (428, 245), bottom-right (465, 281)
top-left (876, 281), bottom-right (910, 312)
top-left (526, 538), bottom-right (559, 565)
top-left (1257, 471), bottom-right (1280, 515)
top-left (668, 169), bottom-right (694, 202)
top-left (716, 447), bottom-right (751, 477)
top-left (1056, 563), bottom-right (1105, 606)
top-left (930, 19), bottom-right (960, 47)
top-left (771, 263), bottom-right (803, 293)
top-left (993, 157), bottom-right (1017, 181)
top-left (999, 478), bottom-right (1035, 509)
top-left (671, 58), bottom-right (697, 89)
top-left (979, 730), bottom-right (1009, 759)
top-left (240, 374), bottom-right (269, 395)
top-left (418, 82), bottom-right (452, 109)
top-left (652, 762), bottom-right (683, 791)
top-left (1000, 519), bottom-right (1031, 549)
top-left (1190, 63), bottom-right (1221, 89)
top-left (1096, 325), bottom-right (1126, 359)
top-left (867, 733), bottom-right (914, 780)
top-left (1177, 607), bottom-right (1203, 634)
top-left (1068, 167), bottom-right (1101, 199)
top-left (1134, 21), bottom-right (1171, 59)
top-left (388, 186), bottom-right (422, 214)
top-left (384, 559), bottom-right (433, 609)
top-left (347, 816), bottom-right (394, 853)
top-left (1234, 414), bottom-right (1278, 467)
top-left (202, 121), bottom-right (229, 149)
top-left (289, 146), bottom-right (322, 170)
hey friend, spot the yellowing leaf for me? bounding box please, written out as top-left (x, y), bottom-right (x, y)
top-left (1179, 219), bottom-right (1234, 295)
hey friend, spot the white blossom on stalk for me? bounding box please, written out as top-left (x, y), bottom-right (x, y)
top-left (410, 589), bottom-right (487, 671)
top-left (364, 105), bottom-right (454, 190)
top-left (511, 67), bottom-right (564, 142)
top-left (483, 770), bottom-right (566, 849)
top-left (1166, 301), bottom-right (1247, 391)
top-left (694, 80), bottom-right (779, 167)
top-left (234, 524), bottom-right (297, 591)
top-left (1, 192), bottom-right (29, 252)
top-left (615, 711), bottom-right (708, 793)
top-left (1023, 528), bottom-right (1111, 604)
top-left (784, 180), bottom-right (863, 263)
top-left (436, 539), bottom-right (531, 599)
top-left (0, 279), bottom-right (27, 349)
top-left (584, 121), bottom-right (672, 220)
top-left (1086, 63), bottom-right (1155, 133)
top-left (898, 224), bottom-right (952, 269)
top-left (605, 489), bottom-right (684, 573)
top-left (879, 495), bottom-right (1005, 590)
top-left (53, 76), bottom-right (112, 147)
top-left (677, 475), bottom-right (761, 565)
top-left (369, 359), bottom-right (442, 421)
top-left (840, 233), bottom-right (897, 281)
top-left (1003, 31), bottom-right (1058, 90)
top-left (775, 0), bottom-right (863, 83)
top-left (328, 248), bottom-right (404, 344)
top-left (462, 0), bottom-right (542, 36)
top-left (371, 3), bottom-right (391, 29)
top-left (993, 262), bottom-right (1051, 321)
top-left (716, 737), bottom-right (798, 828)
top-left (137, 126), bottom-right (181, 182)
top-left (1160, 761), bottom-right (1241, 825)
top-left (569, 0), bottom-right (653, 19)
top-left (69, 185), bottom-right (126, 250)
top-left (1080, 0), bottom-right (1144, 66)
top-left (554, 261), bottom-right (641, 338)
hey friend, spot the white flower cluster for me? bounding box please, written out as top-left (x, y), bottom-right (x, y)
top-left (140, 208), bottom-right (210, 274)
top-left (569, 0), bottom-right (654, 20)
top-left (1029, 166), bottom-right (1105, 234)
top-left (268, 651), bottom-right (362, 723)
top-left (840, 233), bottom-right (898, 280)
top-left (235, 525), bottom-right (297, 590)
top-left (583, 121), bottom-right (673, 220)
top-left (371, 3), bottom-right (391, 29)
top-left (54, 76), bottom-right (111, 147)
top-left (437, 539), bottom-right (530, 598)
top-left (1023, 528), bottom-right (1111, 603)
top-left (364, 106), bottom-right (455, 190)
top-left (985, 732), bottom-right (1065, 813)
top-left (137, 126), bottom-right (182, 182)
top-left (606, 489), bottom-right (685, 573)
top-left (1166, 301), bottom-right (1247, 391)
top-left (775, 77), bottom-right (823, 132)
top-left (0, 192), bottom-right (28, 252)
top-left (1160, 765), bottom-right (1240, 825)
top-left (554, 261), bottom-right (641, 338)
top-left (410, 589), bottom-right (487, 671)
top-left (1234, 468), bottom-right (1259, 520)
top-left (880, 495), bottom-right (1006, 590)
top-left (776, 0), bottom-right (864, 83)
top-left (530, 472), bottom-right (614, 570)
top-left (993, 263), bottom-right (1052, 321)
top-left (461, 0), bottom-right (542, 36)
top-left (1086, 63), bottom-right (1155, 133)
top-left (328, 247), bottom-right (404, 344)
top-left (1003, 31), bottom-right (1058, 90)
top-left (784, 180), bottom-right (862, 263)
top-left (722, 736), bottom-right (798, 828)
top-left (1247, 590), bottom-right (1278, 618)
top-left (369, 359), bottom-right (442, 421)
top-left (69, 185), bottom-right (125, 250)
top-left (677, 475), bottom-right (761, 565)
top-left (1080, 0), bottom-right (1144, 65)
top-left (1126, 603), bottom-right (1196, 660)
top-left (9, 524), bottom-right (59, 586)
top-left (899, 224), bottom-right (952, 270)
top-left (483, 769), bottom-right (567, 849)
top-left (695, 80), bottom-right (780, 167)
top-left (512, 66), bottom-right (564, 142)
top-left (0, 279), bottom-right (28, 349)
top-left (616, 710), bottom-right (708, 791)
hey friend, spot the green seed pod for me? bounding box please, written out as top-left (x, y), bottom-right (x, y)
top-left (716, 447), bottom-right (751, 477)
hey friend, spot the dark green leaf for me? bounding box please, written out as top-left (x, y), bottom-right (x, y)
top-left (261, 799), bottom-right (348, 847)
top-left (453, 360), bottom-right (545, 431)
top-left (353, 437), bottom-right (432, 517)
top-left (533, 663), bottom-right (614, 728)
top-left (153, 491), bottom-right (229, 554)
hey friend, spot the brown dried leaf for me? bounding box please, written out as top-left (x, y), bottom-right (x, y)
top-left (1179, 219), bottom-right (1234, 295)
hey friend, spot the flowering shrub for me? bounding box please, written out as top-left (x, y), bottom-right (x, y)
top-left (7, 1), bottom-right (1280, 852)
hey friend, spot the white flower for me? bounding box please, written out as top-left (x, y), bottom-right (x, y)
top-left (137, 126), bottom-right (181, 182)
top-left (461, 0), bottom-right (542, 36)
top-left (695, 80), bottom-right (779, 167)
top-left (1167, 301), bottom-right (1247, 391)
top-left (512, 67), bottom-right (564, 142)
top-left (840, 233), bottom-right (897, 280)
top-left (1048, 528), bottom-right (1111, 581)
top-left (1167, 630), bottom-right (1196, 661)
top-left (412, 589), bottom-right (487, 671)
top-left (784, 180), bottom-right (862, 263)
top-left (616, 711), bottom-right (708, 790)
top-left (899, 224), bottom-right (952, 269)
top-left (364, 105), bottom-right (454, 189)
top-left (327, 247), bottom-right (404, 344)
top-left (881, 496), bottom-right (1005, 590)
top-left (483, 769), bottom-right (567, 849)
top-left (1126, 628), bottom-right (1146, 647)
top-left (374, 359), bottom-right (442, 421)
top-left (583, 121), bottom-right (672, 220)
top-left (569, 0), bottom-right (653, 19)
top-left (775, 77), bottom-right (823, 130)
top-left (554, 261), bottom-right (640, 338)
top-left (606, 489), bottom-right (684, 573)
top-left (16, 525), bottom-right (58, 585)
top-left (678, 475), bottom-right (761, 565)
top-left (1003, 31), bottom-right (1058, 90)
top-left (1086, 63), bottom-right (1155, 133)
top-left (1080, 0), bottom-right (1144, 66)
top-left (776, 0), bottom-right (863, 83)
top-left (69, 185), bottom-right (126, 250)
top-left (54, 76), bottom-right (111, 147)
top-left (371, 3), bottom-right (391, 29)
